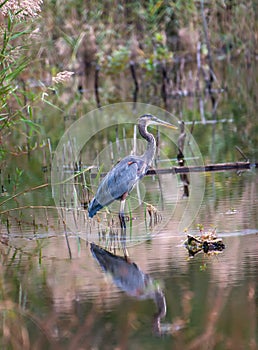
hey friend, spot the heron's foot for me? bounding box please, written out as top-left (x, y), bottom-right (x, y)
top-left (119, 213), bottom-right (126, 229)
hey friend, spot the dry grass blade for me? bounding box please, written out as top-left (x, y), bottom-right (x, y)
top-left (0, 183), bottom-right (49, 207)
top-left (52, 71), bottom-right (75, 84)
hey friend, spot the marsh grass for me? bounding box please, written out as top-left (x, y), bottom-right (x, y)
top-left (0, 0), bottom-right (257, 233)
top-left (1, 0), bottom-right (257, 152)
top-left (0, 6), bottom-right (256, 349)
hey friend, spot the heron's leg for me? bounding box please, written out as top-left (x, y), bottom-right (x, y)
top-left (120, 226), bottom-right (129, 259)
top-left (119, 198), bottom-right (126, 229)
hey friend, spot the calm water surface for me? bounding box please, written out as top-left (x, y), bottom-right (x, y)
top-left (0, 169), bottom-right (257, 349)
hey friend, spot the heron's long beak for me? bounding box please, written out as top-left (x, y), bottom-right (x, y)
top-left (155, 117), bottom-right (178, 130)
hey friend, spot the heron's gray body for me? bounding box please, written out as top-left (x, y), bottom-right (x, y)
top-left (88, 155), bottom-right (148, 217)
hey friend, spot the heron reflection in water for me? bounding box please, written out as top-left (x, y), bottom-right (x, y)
top-left (90, 243), bottom-right (167, 335)
top-left (88, 114), bottom-right (177, 228)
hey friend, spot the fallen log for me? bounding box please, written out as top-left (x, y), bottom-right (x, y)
top-left (67, 161), bottom-right (257, 179)
top-left (146, 161), bottom-right (257, 176)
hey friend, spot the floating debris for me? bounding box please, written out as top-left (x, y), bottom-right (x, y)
top-left (183, 228), bottom-right (225, 257)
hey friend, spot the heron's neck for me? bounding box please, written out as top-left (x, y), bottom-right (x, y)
top-left (139, 124), bottom-right (156, 166)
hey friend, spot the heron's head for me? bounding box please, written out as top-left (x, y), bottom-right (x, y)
top-left (138, 114), bottom-right (178, 130)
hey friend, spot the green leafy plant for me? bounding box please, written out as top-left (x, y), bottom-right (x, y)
top-left (106, 46), bottom-right (131, 73)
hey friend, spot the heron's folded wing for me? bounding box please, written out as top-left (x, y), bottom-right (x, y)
top-left (94, 158), bottom-right (146, 208)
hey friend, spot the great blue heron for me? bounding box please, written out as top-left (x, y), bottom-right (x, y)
top-left (88, 114), bottom-right (177, 228)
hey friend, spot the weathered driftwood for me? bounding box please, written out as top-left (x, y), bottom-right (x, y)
top-left (85, 161), bottom-right (257, 179)
top-left (146, 161), bottom-right (257, 176)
